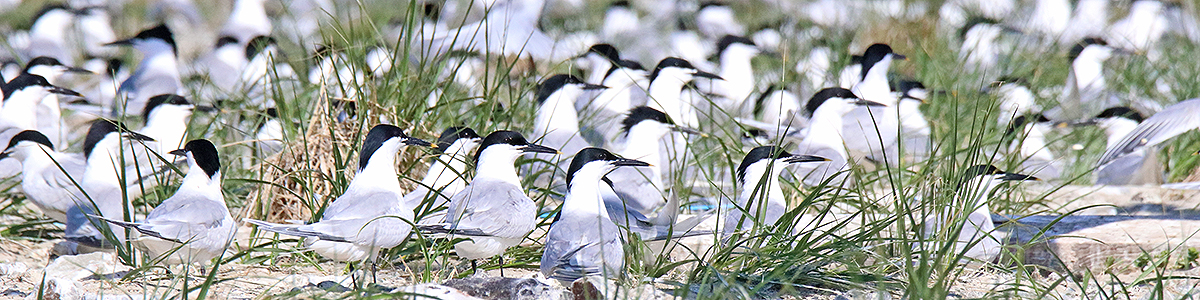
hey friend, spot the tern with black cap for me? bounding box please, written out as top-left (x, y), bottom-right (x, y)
top-left (93, 139), bottom-right (236, 265)
top-left (420, 130), bottom-right (558, 273)
top-left (542, 147), bottom-right (649, 282)
top-left (108, 24), bottom-right (183, 117)
top-left (724, 146), bottom-right (829, 237)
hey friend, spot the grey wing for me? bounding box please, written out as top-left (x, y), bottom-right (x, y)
top-left (323, 190), bottom-right (405, 221)
top-left (541, 220), bottom-right (624, 281)
top-left (607, 167), bottom-right (667, 215)
top-left (448, 181), bottom-right (537, 239)
top-left (1097, 99), bottom-right (1200, 167)
top-left (145, 196), bottom-right (230, 228)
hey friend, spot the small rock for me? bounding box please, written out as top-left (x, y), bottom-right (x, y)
top-left (443, 276), bottom-right (571, 300)
top-left (571, 276), bottom-right (672, 300)
top-left (2, 289), bottom-right (27, 297)
top-left (0, 262), bottom-right (29, 275)
top-left (44, 252), bottom-right (126, 281)
top-left (316, 281), bottom-right (351, 292)
top-left (27, 277), bottom-right (83, 300)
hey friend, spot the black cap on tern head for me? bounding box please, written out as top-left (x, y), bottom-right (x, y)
top-left (610, 0), bottom-right (630, 8)
top-left (109, 24), bottom-right (176, 53)
top-left (474, 131), bottom-right (557, 163)
top-left (804, 87), bottom-right (859, 115)
top-left (961, 164), bottom-right (1038, 182)
top-left (567, 147), bottom-right (649, 186)
top-left (434, 126), bottom-right (480, 154)
top-left (860, 43), bottom-right (904, 79)
top-left (859, 44), bottom-right (905, 80)
top-left (621, 106), bottom-right (674, 134)
top-left (896, 80), bottom-right (925, 94)
top-left (536, 74), bottom-right (604, 104)
top-left (1068, 37), bottom-right (1109, 62)
top-left (584, 44), bottom-right (620, 62)
top-left (735, 146), bottom-right (828, 183)
top-left (245, 36), bottom-right (277, 59)
top-left (958, 17), bottom-right (1003, 41)
top-left (33, 4), bottom-right (70, 22)
top-left (1094, 106), bottom-right (1144, 123)
top-left (6, 130), bottom-right (53, 151)
top-left (141, 94), bottom-right (191, 122)
top-left (603, 59), bottom-right (645, 79)
top-left (737, 146), bottom-right (791, 182)
top-left (215, 36), bottom-right (239, 48)
top-left (23, 56), bottom-right (89, 74)
top-left (168, 139), bottom-right (221, 178)
top-left (1004, 114), bottom-right (1052, 138)
top-left (536, 74), bottom-right (585, 104)
top-left (359, 124), bottom-right (429, 172)
top-left (716, 35), bottom-right (757, 56)
top-left (3, 73), bottom-right (80, 99)
top-left (650, 57), bottom-right (697, 82)
top-left (83, 119), bottom-right (152, 159)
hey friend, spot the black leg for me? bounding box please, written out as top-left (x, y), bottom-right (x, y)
top-left (371, 262), bottom-right (378, 284)
top-left (350, 263), bottom-right (359, 288)
top-left (498, 256), bottom-right (505, 277)
top-left (471, 260), bottom-right (478, 275)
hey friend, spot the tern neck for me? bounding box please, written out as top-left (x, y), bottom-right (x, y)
top-left (535, 90), bottom-right (582, 134)
top-left (475, 148), bottom-right (522, 187)
top-left (352, 142), bottom-right (403, 192)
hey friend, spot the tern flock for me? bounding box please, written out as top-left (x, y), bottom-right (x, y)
top-left (1, 0), bottom-right (1199, 289)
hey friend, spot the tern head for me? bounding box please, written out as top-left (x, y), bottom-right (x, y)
top-left (603, 59), bottom-right (646, 82)
top-left (1068, 37), bottom-right (1130, 63)
top-left (959, 17), bottom-right (1019, 42)
top-left (359, 124), bottom-right (431, 172)
top-left (804, 87), bottom-right (885, 116)
top-left (566, 147), bottom-right (649, 187)
top-left (536, 74), bottom-right (607, 104)
top-left (108, 24), bottom-right (177, 55)
top-left (214, 36), bottom-right (239, 50)
top-left (577, 44), bottom-right (620, 63)
top-left (960, 165), bottom-right (1039, 192)
top-left (169, 139), bottom-right (221, 179)
top-left (3, 73), bottom-right (81, 100)
top-left (1061, 106), bottom-right (1145, 129)
top-left (31, 5), bottom-right (74, 33)
top-left (860, 43), bottom-right (905, 80)
top-left (715, 35), bottom-right (761, 59)
top-left (896, 80), bottom-right (929, 103)
top-left (23, 56), bottom-right (92, 80)
top-left (142, 94), bottom-right (194, 123)
top-left (474, 131), bottom-right (558, 164)
top-left (0, 130), bottom-right (54, 161)
top-left (1004, 114), bottom-right (1051, 139)
top-left (621, 106), bottom-right (700, 137)
top-left (434, 126), bottom-right (482, 156)
top-left (82, 119), bottom-right (154, 160)
top-left (737, 146), bottom-right (828, 184)
top-left (650, 57), bottom-right (723, 83)
top-left (245, 36), bottom-right (277, 60)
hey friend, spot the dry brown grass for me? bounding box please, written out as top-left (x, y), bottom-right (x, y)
top-left (238, 88), bottom-right (430, 223)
